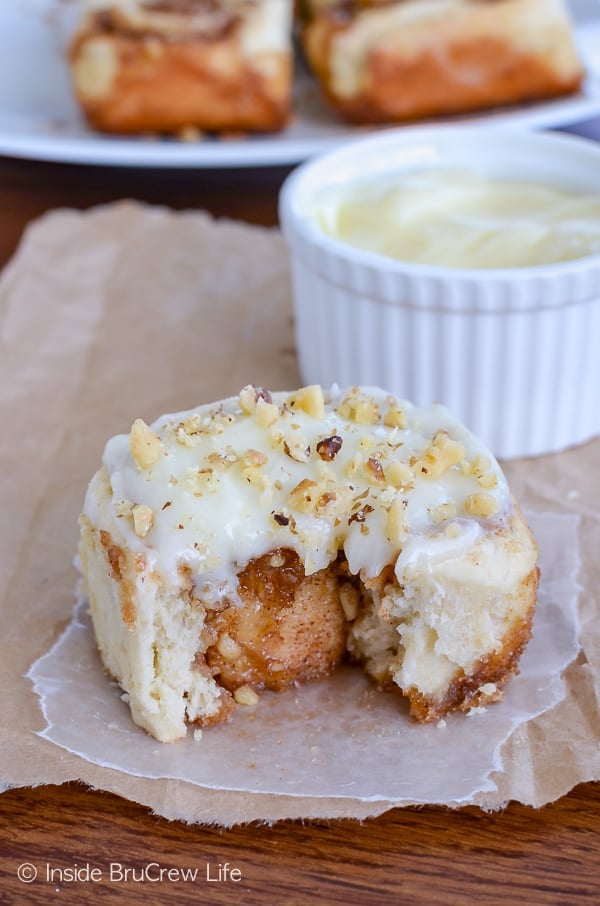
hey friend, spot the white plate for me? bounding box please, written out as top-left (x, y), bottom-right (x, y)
top-left (1, 0), bottom-right (599, 168)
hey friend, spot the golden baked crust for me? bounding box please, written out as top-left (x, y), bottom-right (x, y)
top-left (403, 565), bottom-right (539, 720)
top-left (70, 3), bottom-right (292, 134)
top-left (301, 0), bottom-right (583, 123)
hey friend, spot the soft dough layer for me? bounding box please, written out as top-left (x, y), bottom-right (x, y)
top-left (79, 385), bottom-right (538, 741)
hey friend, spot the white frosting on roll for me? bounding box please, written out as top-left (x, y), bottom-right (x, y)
top-left (85, 386), bottom-right (511, 603)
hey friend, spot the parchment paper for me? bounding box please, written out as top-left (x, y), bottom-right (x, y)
top-left (1, 202), bottom-right (599, 825)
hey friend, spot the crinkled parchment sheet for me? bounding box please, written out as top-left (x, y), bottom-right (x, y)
top-left (1, 203), bottom-right (599, 826)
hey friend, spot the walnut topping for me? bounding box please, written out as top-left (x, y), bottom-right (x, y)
top-left (239, 384), bottom-right (272, 415)
top-left (429, 502), bottom-right (457, 524)
top-left (174, 410), bottom-right (233, 445)
top-left (384, 401), bottom-right (408, 429)
top-left (289, 478), bottom-right (319, 513)
top-left (386, 495), bottom-right (408, 545)
top-left (255, 397), bottom-right (279, 427)
top-left (283, 436), bottom-right (310, 463)
top-left (386, 460), bottom-right (414, 489)
top-left (339, 583), bottom-right (360, 621)
top-left (465, 492), bottom-right (499, 517)
top-left (365, 457), bottom-right (386, 484)
top-left (317, 491), bottom-right (337, 512)
top-left (217, 633), bottom-right (242, 661)
top-left (272, 512), bottom-right (289, 526)
top-left (186, 467), bottom-right (220, 495)
top-left (115, 499), bottom-right (134, 518)
top-left (414, 431), bottom-right (466, 479)
top-left (129, 418), bottom-right (161, 469)
top-left (337, 388), bottom-right (380, 425)
top-left (316, 435), bottom-right (343, 461)
top-left (240, 449), bottom-right (268, 468)
top-left (286, 385), bottom-right (325, 419)
top-left (240, 450), bottom-right (269, 492)
top-left (348, 504), bottom-right (374, 525)
top-left (463, 454), bottom-right (491, 478)
top-left (239, 385), bottom-right (257, 414)
top-left (234, 685), bottom-right (259, 706)
top-left (132, 504), bottom-right (154, 538)
top-left (175, 414), bottom-right (202, 445)
top-left (207, 447), bottom-right (239, 470)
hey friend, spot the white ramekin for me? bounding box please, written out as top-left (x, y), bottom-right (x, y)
top-left (279, 127), bottom-right (600, 459)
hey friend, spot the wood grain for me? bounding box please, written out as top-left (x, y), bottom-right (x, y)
top-left (1, 782), bottom-right (599, 905)
top-left (0, 153), bottom-right (598, 906)
top-left (0, 155), bottom-right (290, 269)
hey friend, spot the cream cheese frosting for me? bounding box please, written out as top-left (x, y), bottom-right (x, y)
top-left (317, 170), bottom-right (600, 269)
top-left (85, 385), bottom-right (512, 602)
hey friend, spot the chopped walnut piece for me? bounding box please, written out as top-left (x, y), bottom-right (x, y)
top-left (348, 504), bottom-right (374, 525)
top-left (283, 436), bottom-right (310, 463)
top-left (316, 435), bottom-right (343, 461)
top-left (429, 502), bottom-right (457, 524)
top-left (115, 499), bottom-right (134, 518)
top-left (339, 583), bottom-right (360, 621)
top-left (207, 448), bottom-right (239, 470)
top-left (240, 449), bottom-right (268, 468)
top-left (206, 411), bottom-right (235, 436)
top-left (337, 388), bottom-right (380, 425)
top-left (239, 385), bottom-right (258, 414)
top-left (217, 633), bottom-right (242, 661)
top-left (272, 512), bottom-right (289, 527)
top-left (384, 401), bottom-right (408, 429)
top-left (463, 454), bottom-right (491, 478)
top-left (386, 495), bottom-right (408, 545)
top-left (386, 460), bottom-right (414, 489)
top-left (365, 457), bottom-right (386, 484)
top-left (465, 492), bottom-right (499, 517)
top-left (286, 385), bottom-right (325, 419)
top-left (129, 419), bottom-right (161, 469)
top-left (240, 450), bottom-right (269, 492)
top-left (289, 478), bottom-right (318, 513)
top-left (317, 491), bottom-right (337, 511)
top-left (414, 431), bottom-right (466, 480)
top-left (478, 472), bottom-right (499, 490)
top-left (234, 685), bottom-right (259, 706)
top-left (255, 397), bottom-right (279, 427)
top-left (186, 468), bottom-right (220, 495)
top-left (242, 468), bottom-right (269, 492)
top-left (132, 504), bottom-right (154, 538)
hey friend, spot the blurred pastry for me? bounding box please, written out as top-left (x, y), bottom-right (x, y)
top-left (300, 0), bottom-right (584, 123)
top-left (69, 0), bottom-right (293, 134)
top-left (79, 385), bottom-right (538, 741)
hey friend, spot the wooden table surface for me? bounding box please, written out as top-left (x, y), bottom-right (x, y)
top-left (0, 152), bottom-right (598, 906)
